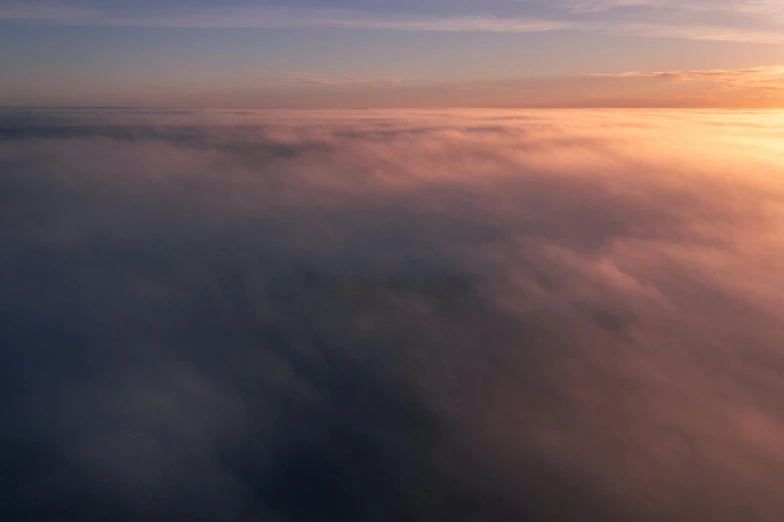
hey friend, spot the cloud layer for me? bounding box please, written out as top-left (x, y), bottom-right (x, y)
top-left (2, 108), bottom-right (784, 521)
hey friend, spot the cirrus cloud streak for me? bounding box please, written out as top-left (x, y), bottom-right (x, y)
top-left (3, 0), bottom-right (784, 42)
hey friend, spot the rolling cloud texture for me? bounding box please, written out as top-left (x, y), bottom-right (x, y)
top-left (2, 108), bottom-right (784, 521)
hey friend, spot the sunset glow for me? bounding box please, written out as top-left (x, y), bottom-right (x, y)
top-left (3, 0), bottom-right (784, 107)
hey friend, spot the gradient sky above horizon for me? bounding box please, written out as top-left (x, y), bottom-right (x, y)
top-left (2, 0), bottom-right (784, 107)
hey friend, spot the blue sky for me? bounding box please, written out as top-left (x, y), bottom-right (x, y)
top-left (2, 0), bottom-right (784, 106)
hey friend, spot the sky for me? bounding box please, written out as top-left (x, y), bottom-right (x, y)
top-left (2, 0), bottom-right (784, 107)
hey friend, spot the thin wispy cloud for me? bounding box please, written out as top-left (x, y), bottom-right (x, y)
top-left (562, 0), bottom-right (660, 14)
top-left (280, 74), bottom-right (403, 87)
top-left (579, 65), bottom-right (784, 104)
top-left (275, 65), bottom-right (784, 108)
top-left (3, 1), bottom-right (784, 42)
top-left (585, 65), bottom-right (784, 81)
top-left (0, 4), bottom-right (571, 33)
